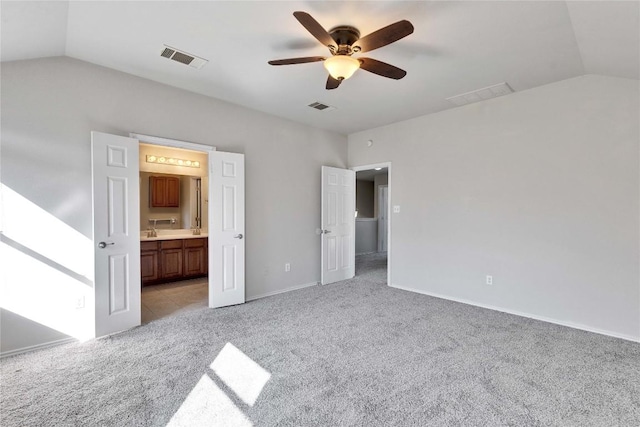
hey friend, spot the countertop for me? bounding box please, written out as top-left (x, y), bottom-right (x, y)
top-left (140, 232), bottom-right (208, 241)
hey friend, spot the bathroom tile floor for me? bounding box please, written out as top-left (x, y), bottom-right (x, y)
top-left (141, 277), bottom-right (208, 324)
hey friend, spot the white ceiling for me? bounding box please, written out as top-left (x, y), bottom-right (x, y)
top-left (2, 1), bottom-right (638, 135)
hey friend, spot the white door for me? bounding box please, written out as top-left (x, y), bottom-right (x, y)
top-left (321, 166), bottom-right (355, 285)
top-left (92, 131), bottom-right (141, 337)
top-left (378, 185), bottom-right (388, 252)
top-left (210, 152), bottom-right (245, 308)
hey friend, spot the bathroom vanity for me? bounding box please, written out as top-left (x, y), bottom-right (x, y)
top-left (140, 232), bottom-right (208, 286)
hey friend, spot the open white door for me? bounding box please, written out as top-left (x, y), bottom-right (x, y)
top-left (321, 166), bottom-right (355, 285)
top-left (209, 152), bottom-right (245, 308)
top-left (92, 131), bottom-right (140, 337)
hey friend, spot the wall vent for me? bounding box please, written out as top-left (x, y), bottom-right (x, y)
top-left (160, 45), bottom-right (208, 69)
top-left (446, 82), bottom-right (514, 106)
top-left (308, 102), bottom-right (336, 111)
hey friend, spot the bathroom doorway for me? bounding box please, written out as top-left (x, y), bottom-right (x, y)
top-left (138, 142), bottom-right (210, 323)
top-left (92, 131), bottom-right (245, 337)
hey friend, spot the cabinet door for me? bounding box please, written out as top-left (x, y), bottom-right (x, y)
top-left (166, 177), bottom-right (180, 207)
top-left (150, 176), bottom-right (167, 207)
top-left (160, 248), bottom-right (183, 279)
top-left (184, 246), bottom-right (206, 276)
top-left (141, 251), bottom-right (159, 284)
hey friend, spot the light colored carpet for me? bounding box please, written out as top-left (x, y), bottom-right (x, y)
top-left (1, 252), bottom-right (639, 426)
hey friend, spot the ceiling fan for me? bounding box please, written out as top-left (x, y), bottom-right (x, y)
top-left (268, 11), bottom-right (414, 90)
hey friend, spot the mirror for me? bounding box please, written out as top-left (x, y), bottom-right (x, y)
top-left (139, 172), bottom-right (208, 231)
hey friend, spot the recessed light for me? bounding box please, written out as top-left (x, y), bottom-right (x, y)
top-left (374, 167), bottom-right (382, 171)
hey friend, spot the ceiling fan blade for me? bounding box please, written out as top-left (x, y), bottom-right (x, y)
top-left (268, 56), bottom-right (325, 66)
top-left (353, 20), bottom-right (414, 53)
top-left (358, 58), bottom-right (407, 80)
top-left (293, 11), bottom-right (336, 50)
top-left (326, 76), bottom-right (342, 90)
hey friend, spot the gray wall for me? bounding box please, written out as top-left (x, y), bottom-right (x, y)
top-left (1, 57), bottom-right (347, 354)
top-left (348, 75), bottom-right (640, 341)
top-left (355, 179), bottom-right (374, 218)
top-left (355, 219), bottom-right (378, 255)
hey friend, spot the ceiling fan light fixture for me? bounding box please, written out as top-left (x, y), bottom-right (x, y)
top-left (324, 55), bottom-right (360, 80)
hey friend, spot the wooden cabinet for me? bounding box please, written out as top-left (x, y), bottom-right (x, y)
top-left (183, 238), bottom-right (208, 277)
top-left (141, 241), bottom-right (159, 283)
top-left (160, 240), bottom-right (183, 280)
top-left (150, 176), bottom-right (180, 207)
top-left (141, 238), bottom-right (207, 286)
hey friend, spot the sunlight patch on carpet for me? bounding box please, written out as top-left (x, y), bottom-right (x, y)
top-left (210, 342), bottom-right (271, 406)
top-left (166, 374), bottom-right (252, 427)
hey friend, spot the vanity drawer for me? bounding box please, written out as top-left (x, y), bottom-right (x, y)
top-left (160, 240), bottom-right (183, 250)
top-left (140, 241), bottom-right (158, 251)
top-left (184, 238), bottom-right (207, 248)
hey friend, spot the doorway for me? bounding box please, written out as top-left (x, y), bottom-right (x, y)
top-left (138, 142), bottom-right (210, 323)
top-left (352, 163), bottom-right (391, 285)
top-left (92, 131), bottom-right (246, 338)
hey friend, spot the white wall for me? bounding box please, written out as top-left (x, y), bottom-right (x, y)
top-left (1, 57), bottom-right (347, 354)
top-left (355, 219), bottom-right (378, 255)
top-left (348, 75), bottom-right (640, 341)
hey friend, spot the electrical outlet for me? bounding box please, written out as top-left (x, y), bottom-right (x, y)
top-left (285, 263), bottom-right (291, 272)
top-left (393, 205), bottom-right (401, 213)
top-left (75, 296), bottom-right (85, 309)
top-left (486, 275), bottom-right (493, 285)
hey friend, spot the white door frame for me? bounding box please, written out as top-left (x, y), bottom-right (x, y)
top-left (378, 185), bottom-right (388, 252)
top-left (350, 162), bottom-right (392, 287)
top-left (130, 133), bottom-right (217, 304)
top-left (130, 133), bottom-right (216, 153)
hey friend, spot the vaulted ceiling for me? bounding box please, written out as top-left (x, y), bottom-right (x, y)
top-left (2, 1), bottom-right (638, 135)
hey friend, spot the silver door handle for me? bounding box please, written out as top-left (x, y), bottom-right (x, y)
top-left (98, 241), bottom-right (115, 249)
top-left (234, 234), bottom-right (243, 239)
top-left (323, 230), bottom-right (332, 234)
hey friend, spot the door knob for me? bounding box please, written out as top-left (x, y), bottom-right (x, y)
top-left (323, 230), bottom-right (332, 234)
top-left (98, 241), bottom-right (115, 249)
top-left (234, 234), bottom-right (243, 239)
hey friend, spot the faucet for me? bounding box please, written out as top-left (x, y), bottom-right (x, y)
top-left (192, 226), bottom-right (201, 236)
top-left (147, 219), bottom-right (159, 237)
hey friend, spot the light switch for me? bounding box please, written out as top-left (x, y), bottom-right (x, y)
top-left (393, 205), bottom-right (400, 213)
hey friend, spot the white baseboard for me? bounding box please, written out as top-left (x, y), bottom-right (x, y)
top-left (0, 337), bottom-right (77, 359)
top-left (389, 284), bottom-right (640, 343)
top-left (247, 281), bottom-right (319, 302)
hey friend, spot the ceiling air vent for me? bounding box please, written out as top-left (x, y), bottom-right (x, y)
top-left (446, 82), bottom-right (514, 106)
top-left (308, 102), bottom-right (336, 112)
top-left (160, 45), bottom-right (208, 69)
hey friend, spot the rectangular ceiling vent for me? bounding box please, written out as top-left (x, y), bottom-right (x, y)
top-left (446, 82), bottom-right (514, 106)
top-left (308, 102), bottom-right (336, 112)
top-left (160, 45), bottom-right (208, 69)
